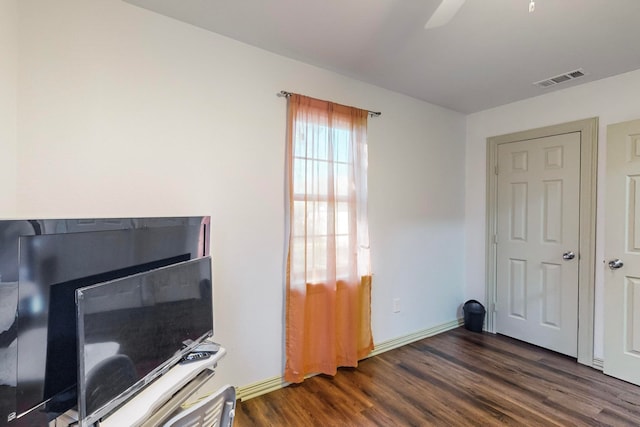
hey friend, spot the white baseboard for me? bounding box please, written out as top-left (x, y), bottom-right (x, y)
top-left (592, 358), bottom-right (604, 371)
top-left (366, 318), bottom-right (463, 358)
top-left (236, 375), bottom-right (288, 402)
top-left (236, 318), bottom-right (463, 401)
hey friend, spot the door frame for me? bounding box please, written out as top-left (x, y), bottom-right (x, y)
top-left (485, 117), bottom-right (598, 367)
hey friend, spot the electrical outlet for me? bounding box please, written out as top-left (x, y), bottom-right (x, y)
top-left (393, 298), bottom-right (400, 313)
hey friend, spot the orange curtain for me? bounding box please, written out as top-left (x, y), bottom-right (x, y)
top-left (285, 94), bottom-right (373, 383)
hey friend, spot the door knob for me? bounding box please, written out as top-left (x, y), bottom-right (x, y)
top-left (563, 251), bottom-right (576, 260)
top-left (608, 259), bottom-right (624, 270)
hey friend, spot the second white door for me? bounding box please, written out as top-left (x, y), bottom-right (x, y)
top-left (496, 132), bottom-right (581, 356)
top-left (603, 118), bottom-right (640, 386)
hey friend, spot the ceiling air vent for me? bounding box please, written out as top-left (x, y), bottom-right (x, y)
top-left (533, 68), bottom-right (586, 89)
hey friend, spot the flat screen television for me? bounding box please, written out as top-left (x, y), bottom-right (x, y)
top-left (0, 217), bottom-right (210, 426)
top-left (76, 257), bottom-right (213, 426)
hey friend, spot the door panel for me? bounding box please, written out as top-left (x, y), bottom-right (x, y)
top-left (604, 119), bottom-right (640, 386)
top-left (509, 258), bottom-right (526, 318)
top-left (541, 262), bottom-right (561, 327)
top-left (496, 132), bottom-right (580, 357)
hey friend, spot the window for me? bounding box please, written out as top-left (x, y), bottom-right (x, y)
top-left (291, 124), bottom-right (355, 284)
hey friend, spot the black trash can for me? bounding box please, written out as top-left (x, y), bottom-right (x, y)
top-left (463, 300), bottom-right (485, 332)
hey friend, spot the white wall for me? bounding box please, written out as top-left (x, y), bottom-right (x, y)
top-left (465, 69), bottom-right (640, 360)
top-left (15, 0), bottom-right (466, 390)
top-left (0, 0), bottom-right (18, 215)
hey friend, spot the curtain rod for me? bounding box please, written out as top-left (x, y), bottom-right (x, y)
top-left (278, 91), bottom-right (381, 117)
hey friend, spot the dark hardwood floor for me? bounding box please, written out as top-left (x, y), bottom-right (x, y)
top-left (234, 327), bottom-right (640, 426)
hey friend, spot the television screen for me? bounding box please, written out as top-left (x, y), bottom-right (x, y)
top-left (4, 217), bottom-right (208, 424)
top-left (76, 257), bottom-right (213, 426)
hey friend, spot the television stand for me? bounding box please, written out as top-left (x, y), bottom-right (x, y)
top-left (53, 345), bottom-right (227, 427)
top-left (100, 346), bottom-right (227, 427)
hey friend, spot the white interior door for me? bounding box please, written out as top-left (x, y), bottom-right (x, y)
top-left (495, 132), bottom-right (581, 357)
top-left (604, 119), bottom-right (640, 386)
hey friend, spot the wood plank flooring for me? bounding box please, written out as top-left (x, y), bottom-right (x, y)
top-left (234, 327), bottom-right (640, 426)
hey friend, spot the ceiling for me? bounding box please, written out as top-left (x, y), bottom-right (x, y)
top-left (123, 0), bottom-right (640, 114)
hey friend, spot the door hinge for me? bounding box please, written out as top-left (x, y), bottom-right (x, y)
top-left (495, 165), bottom-right (499, 175)
top-left (493, 234), bottom-right (498, 244)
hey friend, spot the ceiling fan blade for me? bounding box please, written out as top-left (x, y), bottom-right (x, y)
top-left (424, 0), bottom-right (466, 29)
